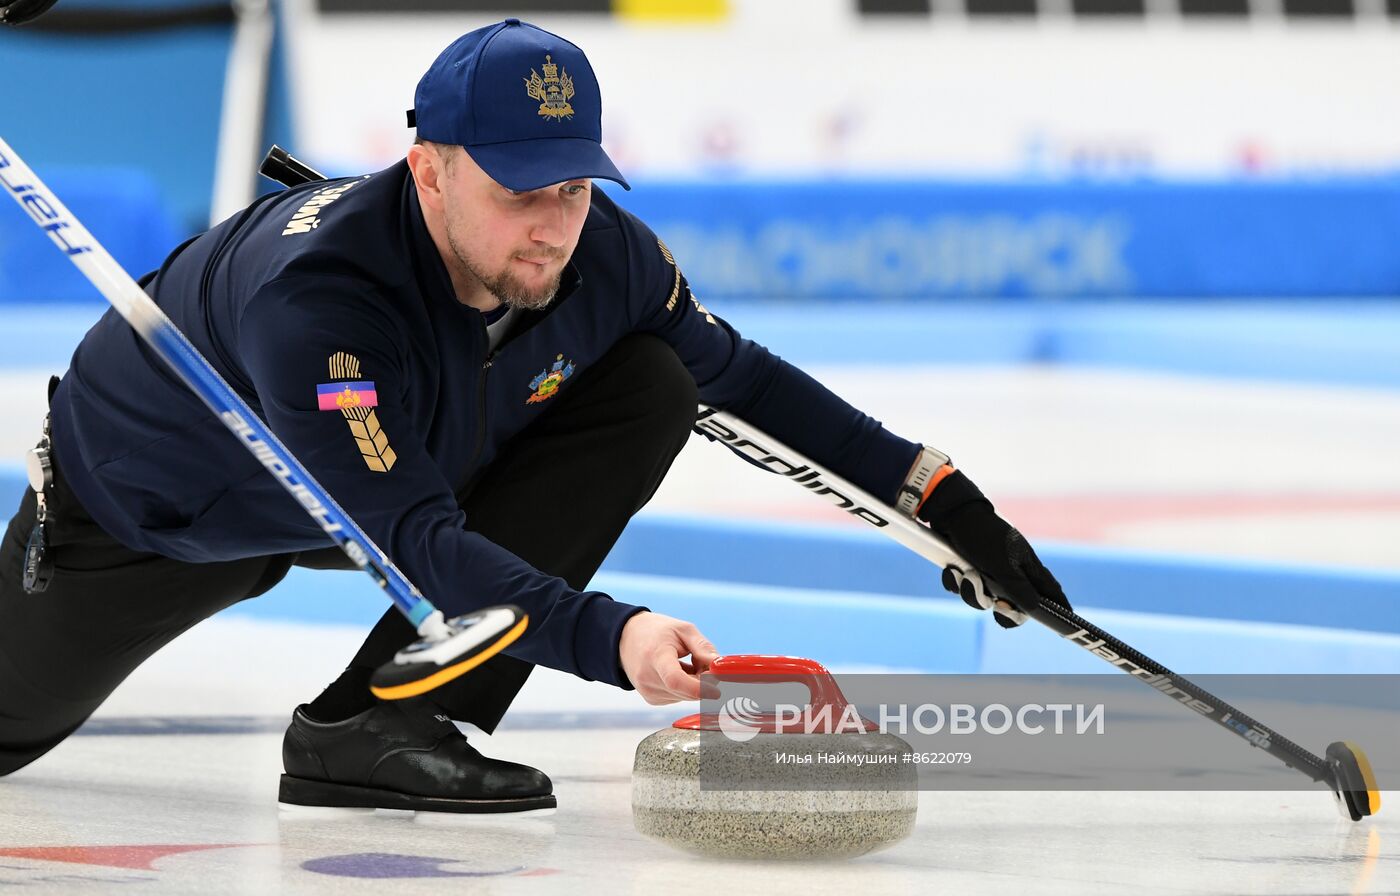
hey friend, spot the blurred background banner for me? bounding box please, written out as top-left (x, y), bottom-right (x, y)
top-left (3, 0), bottom-right (1398, 304)
top-left (614, 179), bottom-right (1400, 299)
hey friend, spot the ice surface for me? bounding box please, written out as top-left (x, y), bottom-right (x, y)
top-left (1, 365), bottom-right (1396, 893)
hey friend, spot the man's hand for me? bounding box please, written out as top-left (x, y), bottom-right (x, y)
top-left (916, 469), bottom-right (1071, 628)
top-left (619, 612), bottom-right (720, 704)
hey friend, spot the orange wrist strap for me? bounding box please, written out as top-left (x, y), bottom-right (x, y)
top-left (896, 445), bottom-right (954, 517)
top-left (918, 463), bottom-right (957, 511)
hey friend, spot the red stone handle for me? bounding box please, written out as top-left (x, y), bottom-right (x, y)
top-left (707, 654), bottom-right (850, 712)
top-left (672, 654), bottom-right (870, 732)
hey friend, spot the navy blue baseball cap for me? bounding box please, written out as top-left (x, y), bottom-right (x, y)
top-left (409, 18), bottom-right (629, 192)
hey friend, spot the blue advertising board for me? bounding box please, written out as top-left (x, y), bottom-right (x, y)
top-left (612, 178), bottom-right (1400, 299)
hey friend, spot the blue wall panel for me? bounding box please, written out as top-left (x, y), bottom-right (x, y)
top-left (0, 168), bottom-right (182, 305)
top-left (0, 26), bottom-right (232, 235)
top-left (0, 0), bottom-right (297, 272)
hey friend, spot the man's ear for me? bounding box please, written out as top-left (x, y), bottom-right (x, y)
top-left (407, 143), bottom-right (445, 211)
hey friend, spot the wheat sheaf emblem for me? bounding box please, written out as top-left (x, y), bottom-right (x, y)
top-left (329, 352), bottom-right (396, 473)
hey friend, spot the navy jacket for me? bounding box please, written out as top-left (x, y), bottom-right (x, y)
top-left (49, 161), bottom-right (920, 689)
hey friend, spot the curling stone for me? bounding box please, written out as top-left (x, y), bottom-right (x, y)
top-left (632, 655), bottom-right (916, 860)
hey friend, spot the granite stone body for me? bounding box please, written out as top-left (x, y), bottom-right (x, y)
top-left (632, 727), bottom-right (918, 860)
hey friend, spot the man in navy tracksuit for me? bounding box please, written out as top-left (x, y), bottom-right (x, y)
top-left (0, 19), bottom-right (1069, 814)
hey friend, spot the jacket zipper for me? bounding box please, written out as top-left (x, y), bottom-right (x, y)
top-left (468, 329), bottom-right (494, 473)
top-left (464, 292), bottom-right (567, 476)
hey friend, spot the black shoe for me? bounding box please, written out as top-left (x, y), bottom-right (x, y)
top-left (278, 702), bottom-right (555, 814)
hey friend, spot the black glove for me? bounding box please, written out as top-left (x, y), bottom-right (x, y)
top-left (915, 470), bottom-right (1071, 629)
top-left (0, 0), bottom-right (59, 25)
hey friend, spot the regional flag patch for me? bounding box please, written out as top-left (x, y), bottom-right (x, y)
top-left (316, 380), bottom-right (378, 412)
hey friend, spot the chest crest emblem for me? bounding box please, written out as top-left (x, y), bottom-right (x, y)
top-left (527, 354), bottom-right (576, 404)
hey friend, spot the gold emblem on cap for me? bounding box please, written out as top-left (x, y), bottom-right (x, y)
top-left (524, 54), bottom-right (575, 121)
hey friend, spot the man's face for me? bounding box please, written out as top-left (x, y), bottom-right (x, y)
top-left (436, 146), bottom-right (591, 311)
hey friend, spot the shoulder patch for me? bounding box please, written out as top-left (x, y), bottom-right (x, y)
top-left (327, 351), bottom-right (396, 472)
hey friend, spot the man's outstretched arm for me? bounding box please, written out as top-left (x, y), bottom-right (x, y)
top-left (625, 216), bottom-right (1071, 626)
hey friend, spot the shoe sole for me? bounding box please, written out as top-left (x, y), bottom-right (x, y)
top-left (278, 774), bottom-right (557, 815)
top-left (276, 804), bottom-right (559, 822)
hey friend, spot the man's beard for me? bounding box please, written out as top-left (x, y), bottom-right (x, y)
top-left (447, 230), bottom-right (562, 311)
